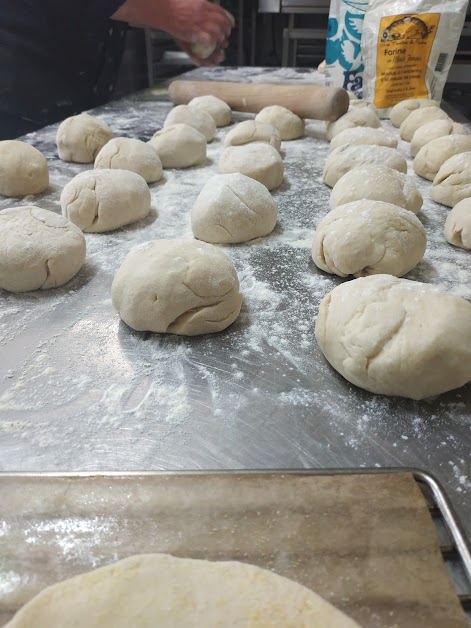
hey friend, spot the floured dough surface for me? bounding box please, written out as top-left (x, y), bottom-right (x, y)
top-left (94, 137), bottom-right (162, 183)
top-left (389, 98), bottom-right (438, 127)
top-left (326, 108), bottom-right (380, 141)
top-left (329, 127), bottom-right (397, 151)
top-left (410, 119), bottom-right (469, 157)
top-left (323, 145), bottom-right (407, 187)
top-left (149, 124), bottom-right (206, 169)
top-left (164, 104), bottom-right (216, 141)
top-left (400, 106), bottom-right (449, 142)
top-left (255, 105), bottom-right (304, 140)
top-left (5, 553), bottom-right (361, 628)
top-left (189, 95), bottom-right (232, 127)
top-left (413, 134), bottom-right (471, 181)
top-left (219, 142), bottom-right (284, 190)
top-left (444, 198), bottom-right (471, 249)
top-left (56, 113), bottom-right (113, 163)
top-left (432, 151), bottom-right (471, 207)
top-left (0, 140), bottom-right (49, 197)
top-left (224, 119), bottom-right (281, 151)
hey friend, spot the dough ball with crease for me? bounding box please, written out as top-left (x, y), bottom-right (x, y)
top-left (164, 104), bottom-right (216, 141)
top-left (224, 120), bottom-right (281, 151)
top-left (0, 206), bottom-right (85, 293)
top-left (0, 140), bottom-right (48, 197)
top-left (315, 274), bottom-right (471, 400)
top-left (444, 198), bottom-right (471, 249)
top-left (323, 145), bottom-right (407, 187)
top-left (389, 98), bottom-right (438, 127)
top-left (330, 165), bottom-right (422, 213)
top-left (255, 105), bottom-right (304, 140)
top-left (432, 151), bottom-right (471, 207)
top-left (410, 119), bottom-right (468, 157)
top-left (329, 127), bottom-right (397, 152)
top-left (189, 95), bottom-right (232, 127)
top-left (413, 134), bottom-right (471, 181)
top-left (191, 173), bottom-right (278, 244)
top-left (219, 142), bottom-right (283, 190)
top-left (112, 240), bottom-right (243, 335)
top-left (56, 113), bottom-right (113, 163)
top-left (94, 137), bottom-right (162, 183)
top-left (61, 169), bottom-right (150, 233)
top-left (148, 124), bottom-right (206, 169)
top-left (399, 106), bottom-right (449, 142)
top-left (326, 107), bottom-right (380, 141)
top-left (312, 200), bottom-right (426, 278)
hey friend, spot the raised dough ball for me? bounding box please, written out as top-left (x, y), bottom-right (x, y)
top-left (410, 120), bottom-right (469, 157)
top-left (191, 41), bottom-right (216, 59)
top-left (111, 239), bottom-right (243, 335)
top-left (148, 124), bottom-right (206, 169)
top-left (164, 104), bottom-right (216, 141)
top-left (315, 274), bottom-right (471, 400)
top-left (432, 151), bottom-right (471, 207)
top-left (56, 113), bottom-right (113, 163)
top-left (94, 137), bottom-right (162, 183)
top-left (444, 198), bottom-right (471, 249)
top-left (413, 134), bottom-right (471, 181)
top-left (312, 200), bottom-right (426, 278)
top-left (61, 169), bottom-right (150, 233)
top-left (224, 120), bottom-right (281, 151)
top-left (0, 206), bottom-right (85, 292)
top-left (389, 98), bottom-right (438, 127)
top-left (326, 108), bottom-right (380, 141)
top-left (191, 173), bottom-right (278, 244)
top-left (329, 127), bottom-right (397, 151)
top-left (255, 105), bottom-right (304, 140)
top-left (219, 143), bottom-right (284, 190)
top-left (189, 95), bottom-right (232, 127)
top-left (330, 165), bottom-right (422, 213)
top-left (323, 145), bottom-right (407, 188)
top-left (399, 106), bottom-right (449, 142)
top-left (0, 140), bottom-right (48, 197)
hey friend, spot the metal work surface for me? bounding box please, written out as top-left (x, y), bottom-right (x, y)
top-left (0, 68), bottom-right (470, 539)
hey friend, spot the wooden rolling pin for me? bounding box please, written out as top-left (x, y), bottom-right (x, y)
top-left (168, 80), bottom-right (349, 122)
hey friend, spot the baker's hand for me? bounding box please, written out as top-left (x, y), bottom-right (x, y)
top-left (176, 40), bottom-right (226, 67)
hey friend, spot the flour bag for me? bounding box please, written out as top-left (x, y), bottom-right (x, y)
top-left (362, 0), bottom-right (469, 117)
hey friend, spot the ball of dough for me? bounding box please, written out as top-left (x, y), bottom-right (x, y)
top-left (330, 165), bottom-right (422, 213)
top-left (219, 143), bottom-right (284, 190)
top-left (329, 127), bottom-right (397, 152)
top-left (413, 134), bottom-right (471, 181)
top-left (399, 106), bottom-right (449, 142)
top-left (191, 41), bottom-right (216, 59)
top-left (410, 120), bottom-right (469, 157)
top-left (56, 113), bottom-right (113, 163)
top-left (312, 200), bottom-right (426, 278)
top-left (444, 198), bottom-right (471, 249)
top-left (389, 98), bottom-right (438, 127)
top-left (0, 140), bottom-right (48, 197)
top-left (326, 108), bottom-right (380, 141)
top-left (148, 124), bottom-right (206, 169)
top-left (191, 173), bottom-right (278, 244)
top-left (94, 137), bottom-right (162, 183)
top-left (224, 120), bottom-right (281, 151)
top-left (112, 239), bottom-right (243, 335)
top-left (323, 145), bottom-right (407, 188)
top-left (164, 104), bottom-right (216, 141)
top-left (315, 274), bottom-right (471, 400)
top-left (255, 105), bottom-right (304, 140)
top-left (432, 151), bottom-right (471, 207)
top-left (189, 95), bottom-right (232, 127)
top-left (0, 206), bottom-right (85, 292)
top-left (61, 169), bottom-right (151, 233)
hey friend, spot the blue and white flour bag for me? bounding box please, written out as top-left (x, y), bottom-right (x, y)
top-left (324, 0), bottom-right (369, 98)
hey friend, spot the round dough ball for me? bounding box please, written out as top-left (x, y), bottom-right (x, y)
top-left (432, 151), bottom-right (471, 207)
top-left (224, 120), bottom-right (281, 151)
top-left (413, 134), bottom-right (471, 181)
top-left (312, 200), bottom-right (426, 278)
top-left (326, 108), bottom-right (380, 141)
top-left (255, 105), bottom-right (304, 140)
top-left (148, 124), bottom-right (206, 169)
top-left (0, 206), bottom-right (85, 292)
top-left (389, 98), bottom-right (438, 127)
top-left (112, 239), bottom-right (243, 335)
top-left (164, 104), bottom-right (216, 141)
top-left (191, 173), bottom-right (278, 244)
top-left (189, 95), bottom-right (232, 127)
top-left (329, 127), bottom-right (397, 152)
top-left (94, 137), bottom-right (162, 183)
top-left (219, 143), bottom-right (284, 190)
top-left (410, 120), bottom-right (469, 157)
top-left (315, 274), bottom-right (471, 400)
top-left (191, 40), bottom-right (216, 59)
top-left (444, 198), bottom-right (471, 249)
top-left (61, 169), bottom-right (150, 233)
top-left (323, 145), bottom-right (407, 188)
top-left (330, 165), bottom-right (422, 213)
top-left (56, 113), bottom-right (113, 163)
top-left (399, 106), bottom-right (449, 142)
top-left (0, 140), bottom-right (48, 197)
